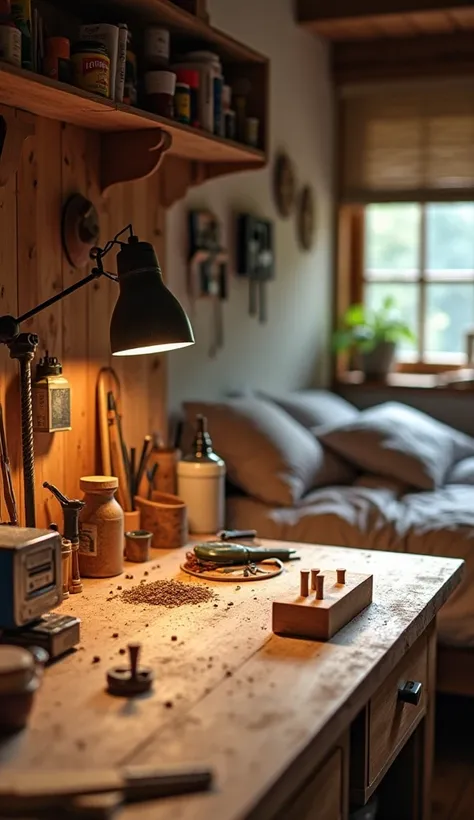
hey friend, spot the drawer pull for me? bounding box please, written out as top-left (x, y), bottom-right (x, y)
top-left (398, 680), bottom-right (423, 706)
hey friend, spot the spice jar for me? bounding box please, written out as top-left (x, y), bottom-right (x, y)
top-left (175, 82), bottom-right (190, 124)
top-left (78, 476), bottom-right (124, 578)
top-left (176, 68), bottom-right (199, 126)
top-left (71, 40), bottom-right (110, 99)
top-left (145, 70), bottom-right (176, 118)
top-left (0, 646), bottom-right (46, 735)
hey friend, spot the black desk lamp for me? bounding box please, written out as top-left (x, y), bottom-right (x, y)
top-left (0, 225), bottom-right (195, 527)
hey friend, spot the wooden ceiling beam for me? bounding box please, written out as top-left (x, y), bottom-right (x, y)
top-left (297, 0), bottom-right (474, 23)
top-left (333, 30), bottom-right (474, 83)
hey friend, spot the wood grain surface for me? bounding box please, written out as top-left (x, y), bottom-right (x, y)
top-left (0, 541), bottom-right (463, 820)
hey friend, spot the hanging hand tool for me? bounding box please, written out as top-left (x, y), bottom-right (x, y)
top-left (107, 393), bottom-right (132, 512)
top-left (0, 404), bottom-right (18, 525)
top-left (193, 542), bottom-right (300, 566)
top-left (97, 368), bottom-right (121, 476)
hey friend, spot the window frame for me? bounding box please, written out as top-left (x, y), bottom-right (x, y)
top-left (335, 202), bottom-right (474, 377)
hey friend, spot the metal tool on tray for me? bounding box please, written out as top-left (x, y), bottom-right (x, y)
top-left (218, 528), bottom-right (256, 541)
top-left (193, 542), bottom-right (300, 566)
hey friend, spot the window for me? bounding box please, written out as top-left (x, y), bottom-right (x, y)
top-left (364, 202), bottom-right (474, 365)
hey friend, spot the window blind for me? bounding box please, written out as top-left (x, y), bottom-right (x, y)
top-left (339, 78), bottom-right (474, 203)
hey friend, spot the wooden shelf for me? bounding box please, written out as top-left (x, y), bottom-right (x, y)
top-left (0, 62), bottom-right (265, 164)
top-left (55, 0), bottom-right (267, 64)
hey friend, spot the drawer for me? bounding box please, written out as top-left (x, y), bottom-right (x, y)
top-left (369, 635), bottom-right (428, 785)
top-left (351, 633), bottom-right (428, 802)
top-left (277, 747), bottom-right (344, 820)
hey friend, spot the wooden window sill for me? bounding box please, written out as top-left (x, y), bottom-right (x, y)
top-left (335, 371), bottom-right (474, 393)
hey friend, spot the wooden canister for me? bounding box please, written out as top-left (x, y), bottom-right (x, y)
top-left (79, 476), bottom-right (124, 578)
top-left (134, 493), bottom-right (188, 549)
top-left (138, 447), bottom-right (181, 497)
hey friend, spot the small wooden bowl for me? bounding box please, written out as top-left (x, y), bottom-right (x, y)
top-left (134, 493), bottom-right (188, 549)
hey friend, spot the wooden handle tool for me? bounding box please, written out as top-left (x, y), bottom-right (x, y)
top-left (0, 403), bottom-right (18, 525)
top-left (0, 766), bottom-right (213, 814)
top-left (108, 393), bottom-right (132, 512)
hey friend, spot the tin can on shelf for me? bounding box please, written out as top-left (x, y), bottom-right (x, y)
top-left (80, 23), bottom-right (119, 99)
top-left (71, 40), bottom-right (110, 99)
top-left (0, 21), bottom-right (21, 67)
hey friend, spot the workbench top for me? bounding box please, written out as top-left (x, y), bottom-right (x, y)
top-left (0, 541), bottom-right (463, 820)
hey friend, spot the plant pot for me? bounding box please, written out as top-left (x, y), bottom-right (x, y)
top-left (358, 341), bottom-right (396, 381)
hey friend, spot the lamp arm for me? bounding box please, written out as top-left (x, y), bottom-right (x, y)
top-left (17, 268), bottom-right (104, 326)
top-left (0, 223), bottom-right (134, 342)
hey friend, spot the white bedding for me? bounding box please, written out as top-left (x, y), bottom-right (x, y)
top-left (227, 483), bottom-right (474, 648)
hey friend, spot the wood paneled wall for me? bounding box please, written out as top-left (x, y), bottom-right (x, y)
top-left (0, 109), bottom-right (167, 529)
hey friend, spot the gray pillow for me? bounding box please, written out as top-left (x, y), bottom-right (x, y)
top-left (259, 389), bottom-right (359, 429)
top-left (184, 397), bottom-right (355, 506)
top-left (447, 457), bottom-right (474, 485)
top-left (317, 402), bottom-right (474, 491)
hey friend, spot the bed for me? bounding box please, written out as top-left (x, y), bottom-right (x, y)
top-left (183, 391), bottom-right (474, 694)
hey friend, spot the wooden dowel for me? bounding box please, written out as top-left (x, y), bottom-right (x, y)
top-left (97, 371), bottom-right (112, 475)
top-left (300, 570), bottom-right (310, 597)
top-left (311, 568), bottom-right (320, 590)
top-left (336, 568), bottom-right (346, 585)
top-left (316, 574), bottom-right (325, 600)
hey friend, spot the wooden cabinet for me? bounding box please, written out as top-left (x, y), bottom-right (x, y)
top-left (276, 744), bottom-right (347, 820)
top-left (351, 632), bottom-right (429, 806)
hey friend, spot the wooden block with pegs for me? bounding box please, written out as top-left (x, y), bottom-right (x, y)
top-left (272, 569), bottom-right (373, 641)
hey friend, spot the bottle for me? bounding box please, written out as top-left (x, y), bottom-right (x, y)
top-left (177, 415), bottom-right (226, 534)
top-left (78, 476), bottom-right (124, 578)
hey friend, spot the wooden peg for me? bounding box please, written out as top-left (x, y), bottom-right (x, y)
top-left (316, 574), bottom-right (325, 600)
top-left (311, 568), bottom-right (320, 590)
top-left (336, 568), bottom-right (346, 585)
top-left (129, 643), bottom-right (140, 682)
top-left (300, 570), bottom-right (310, 597)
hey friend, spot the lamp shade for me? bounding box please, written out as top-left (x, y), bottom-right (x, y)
top-left (110, 238), bottom-right (195, 356)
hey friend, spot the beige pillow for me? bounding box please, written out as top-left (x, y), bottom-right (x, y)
top-left (183, 397), bottom-right (354, 506)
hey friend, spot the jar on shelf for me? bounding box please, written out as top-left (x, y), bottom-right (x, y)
top-left (144, 26), bottom-right (170, 68)
top-left (144, 70), bottom-right (176, 118)
top-left (78, 476), bottom-right (124, 578)
top-left (71, 40), bottom-right (110, 98)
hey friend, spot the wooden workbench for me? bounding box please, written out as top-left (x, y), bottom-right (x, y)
top-left (0, 541), bottom-right (464, 820)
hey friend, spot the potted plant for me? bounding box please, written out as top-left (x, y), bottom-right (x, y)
top-left (334, 296), bottom-right (416, 380)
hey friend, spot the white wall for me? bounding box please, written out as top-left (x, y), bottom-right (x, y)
top-left (168, 0), bottom-right (333, 410)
